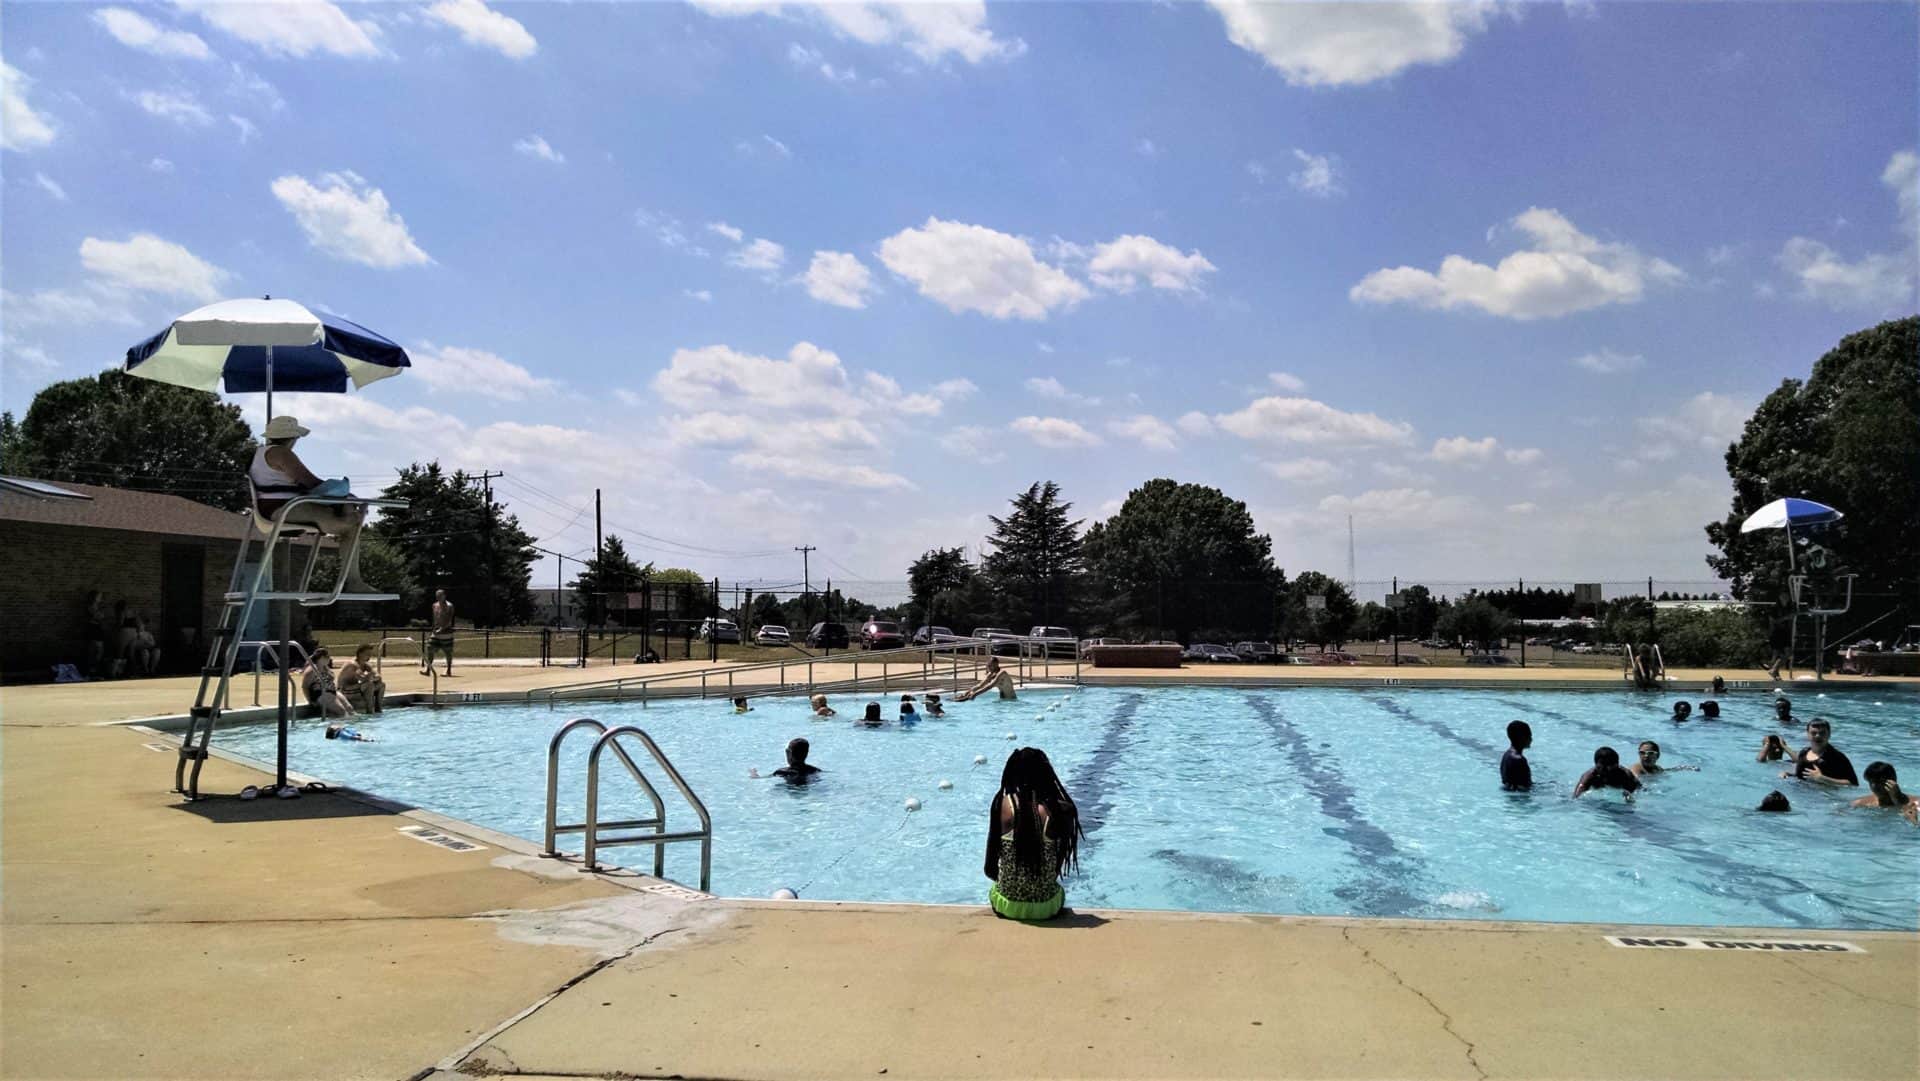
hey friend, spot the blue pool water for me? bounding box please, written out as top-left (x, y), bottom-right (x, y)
top-left (215, 685), bottom-right (1920, 928)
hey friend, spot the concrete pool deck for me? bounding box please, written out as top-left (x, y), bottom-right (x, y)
top-left (3, 665), bottom-right (1916, 1080)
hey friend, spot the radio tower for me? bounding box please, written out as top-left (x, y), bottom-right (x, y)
top-left (1347, 515), bottom-right (1356, 592)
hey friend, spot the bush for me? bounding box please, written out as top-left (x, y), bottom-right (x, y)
top-left (1653, 608), bottom-right (1768, 667)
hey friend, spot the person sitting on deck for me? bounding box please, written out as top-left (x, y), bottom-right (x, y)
top-left (983, 747), bottom-right (1082, 921)
top-left (954, 656), bottom-right (1018, 702)
top-left (1784, 718), bottom-right (1858, 787)
top-left (337, 643), bottom-right (385, 714)
top-left (1711, 675), bottom-right (1727, 695)
top-left (300, 648), bottom-right (352, 719)
top-left (250, 416), bottom-right (374, 594)
top-left (1631, 644), bottom-right (1664, 689)
top-left (1849, 762), bottom-right (1919, 825)
top-left (1573, 746), bottom-right (1641, 799)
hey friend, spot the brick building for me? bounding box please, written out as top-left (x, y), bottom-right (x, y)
top-left (0, 477), bottom-right (264, 681)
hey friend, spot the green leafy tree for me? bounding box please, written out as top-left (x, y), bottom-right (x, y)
top-left (982, 481), bottom-right (1084, 627)
top-left (1393, 584), bottom-right (1440, 640)
top-left (1282, 572), bottom-right (1356, 648)
top-left (1705, 317), bottom-right (1920, 644)
top-left (1080, 478), bottom-right (1282, 640)
top-left (907, 547), bottom-right (976, 627)
top-left (1653, 607), bottom-right (1769, 667)
top-left (1435, 595), bottom-right (1514, 651)
top-left (750, 592), bottom-right (787, 629)
top-left (570, 535), bottom-right (646, 625)
top-left (376, 462), bottom-right (537, 625)
top-left (0, 370), bottom-right (256, 509)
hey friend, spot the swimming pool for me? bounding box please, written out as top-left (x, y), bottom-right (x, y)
top-left (214, 685), bottom-right (1920, 929)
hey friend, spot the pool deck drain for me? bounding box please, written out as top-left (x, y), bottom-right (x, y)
top-left (4, 664), bottom-right (1916, 1080)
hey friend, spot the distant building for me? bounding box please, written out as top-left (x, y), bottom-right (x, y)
top-left (527, 587), bottom-right (583, 626)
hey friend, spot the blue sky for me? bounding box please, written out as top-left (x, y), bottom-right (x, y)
top-left (4, 1), bottom-right (1916, 598)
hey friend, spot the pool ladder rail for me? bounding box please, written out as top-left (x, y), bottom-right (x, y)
top-left (543, 719), bottom-right (713, 889)
top-left (1623, 642), bottom-right (1669, 690)
top-left (174, 493), bottom-right (407, 801)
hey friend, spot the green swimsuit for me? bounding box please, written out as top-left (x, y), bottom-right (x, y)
top-left (989, 832), bottom-right (1065, 920)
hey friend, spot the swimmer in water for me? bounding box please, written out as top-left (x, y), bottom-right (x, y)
top-left (1711, 675), bottom-right (1727, 695)
top-left (732, 696), bottom-right (752, 714)
top-left (809, 694), bottom-right (836, 718)
top-left (765, 737), bottom-right (822, 784)
top-left (324, 721), bottom-right (373, 742)
top-left (1500, 720), bottom-right (1533, 792)
top-left (1573, 746), bottom-right (1641, 799)
top-left (1671, 700), bottom-right (1692, 723)
top-left (1698, 700), bottom-right (1720, 719)
top-left (1756, 734), bottom-right (1790, 762)
top-left (1773, 696), bottom-right (1794, 726)
top-left (1756, 790), bottom-right (1791, 813)
top-left (899, 694), bottom-right (919, 724)
top-left (1849, 762), bottom-right (1919, 825)
top-left (925, 693), bottom-right (945, 718)
top-left (1784, 718), bottom-right (1858, 786)
top-left (856, 702), bottom-right (885, 727)
top-left (1629, 739), bottom-right (1699, 778)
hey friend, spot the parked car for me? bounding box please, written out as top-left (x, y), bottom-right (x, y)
top-left (1232, 641), bottom-right (1278, 663)
top-left (1466, 653), bottom-right (1517, 666)
top-left (1188, 643), bottom-right (1237, 663)
top-left (754, 624), bottom-right (790, 646)
top-left (697, 617), bottom-right (741, 644)
top-left (911, 625), bottom-right (959, 646)
top-left (859, 620), bottom-right (907, 650)
top-left (972, 627), bottom-right (1025, 656)
top-left (1313, 652), bottom-right (1359, 666)
top-left (1281, 654), bottom-right (1316, 665)
top-left (806, 622), bottom-right (849, 649)
top-left (1027, 626), bottom-right (1077, 657)
top-left (1393, 655), bottom-right (1430, 665)
top-left (1570, 643), bottom-right (1595, 654)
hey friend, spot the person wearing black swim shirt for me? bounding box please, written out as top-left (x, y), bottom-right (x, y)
top-left (1849, 762), bottom-right (1917, 825)
top-left (1500, 720), bottom-right (1533, 791)
top-left (1784, 718), bottom-right (1858, 786)
top-left (1573, 746), bottom-right (1641, 799)
top-left (1697, 700), bottom-right (1720, 719)
top-left (762, 738), bottom-right (822, 783)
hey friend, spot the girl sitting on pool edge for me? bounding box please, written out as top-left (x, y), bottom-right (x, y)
top-left (983, 747), bottom-right (1082, 921)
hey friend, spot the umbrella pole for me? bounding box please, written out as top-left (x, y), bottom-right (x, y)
top-left (265, 344), bottom-right (274, 421)
top-left (276, 592), bottom-right (291, 792)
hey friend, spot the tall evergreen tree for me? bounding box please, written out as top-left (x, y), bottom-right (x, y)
top-left (570, 535), bottom-right (646, 625)
top-left (376, 463), bottom-right (537, 625)
top-left (982, 481), bottom-right (1084, 627)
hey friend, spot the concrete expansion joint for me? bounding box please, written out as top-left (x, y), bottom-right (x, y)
top-left (1778, 956), bottom-right (1912, 1011)
top-left (1340, 927), bottom-right (1488, 1080)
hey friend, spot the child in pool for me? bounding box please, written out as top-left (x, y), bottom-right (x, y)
top-left (855, 702), bottom-right (885, 727)
top-left (810, 694), bottom-right (836, 717)
top-left (324, 722), bottom-right (373, 742)
top-left (898, 695), bottom-right (919, 724)
top-left (925, 693), bottom-right (946, 718)
top-left (733, 696), bottom-right (752, 714)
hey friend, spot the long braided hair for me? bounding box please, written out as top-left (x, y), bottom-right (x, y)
top-left (997, 747), bottom-right (1082, 877)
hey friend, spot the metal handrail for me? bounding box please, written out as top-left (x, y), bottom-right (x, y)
top-left (584, 726), bottom-right (712, 887)
top-left (245, 639), bottom-right (312, 707)
top-left (226, 494), bottom-right (410, 608)
top-left (543, 718), bottom-right (667, 876)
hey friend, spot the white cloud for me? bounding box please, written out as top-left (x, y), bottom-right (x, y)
top-left (939, 425), bottom-right (1004, 464)
top-left (932, 378), bottom-right (977, 401)
top-left (734, 133), bottom-right (793, 159)
top-left (1352, 207), bottom-right (1684, 320)
top-left (177, 0), bottom-right (380, 58)
top-left (4, 340), bottom-right (59, 374)
top-left (1503, 447), bottom-right (1545, 466)
top-left (1024, 376), bottom-right (1100, 407)
top-left (1246, 160), bottom-right (1269, 184)
top-left (1268, 371), bottom-right (1306, 392)
top-left (1176, 410), bottom-right (1216, 437)
top-left (654, 342), bottom-right (960, 424)
top-left (1572, 348), bottom-right (1645, 375)
top-left (787, 42), bottom-right (858, 83)
top-left (132, 89), bottom-right (213, 126)
top-left (706, 222), bottom-right (744, 243)
top-left (229, 114), bottom-right (258, 142)
top-left (409, 343), bottom-right (557, 400)
top-left (2, 287), bottom-right (140, 328)
top-left (1506, 501), bottom-right (1537, 515)
top-left (729, 237), bottom-right (787, 273)
top-left (1207, 0), bottom-right (1505, 87)
top-left (1372, 461), bottom-right (1432, 485)
top-left (1214, 396), bottom-right (1414, 447)
top-left (513, 134), bottom-right (564, 163)
top-left (94, 8), bottom-right (213, 59)
top-left (32, 172), bottom-right (67, 201)
top-left (637, 209), bottom-right (693, 250)
top-left (1107, 414), bottom-right (1178, 451)
top-left (271, 171), bottom-right (432, 268)
top-left (1010, 415), bottom-right (1102, 449)
top-left (1888, 150), bottom-right (1919, 237)
top-left (1260, 458), bottom-right (1342, 485)
top-left (1774, 240), bottom-right (1912, 311)
top-left (728, 453), bottom-right (912, 491)
top-left (424, 0), bottom-right (538, 59)
top-left (878, 217), bottom-right (1089, 320)
top-left (761, 134), bottom-right (792, 158)
top-left (1135, 137), bottom-right (1159, 157)
top-left (79, 233), bottom-right (229, 301)
top-left (148, 157), bottom-right (175, 173)
top-left (804, 250), bottom-right (875, 308)
top-left (1087, 235), bottom-right (1217, 294)
top-left (1636, 391), bottom-right (1748, 452)
top-left (1316, 487), bottom-right (1478, 531)
top-left (1288, 149), bottom-right (1341, 197)
top-left (1429, 435), bottom-right (1497, 464)
top-left (683, 288), bottom-right (714, 303)
top-left (694, 1), bottom-right (1023, 65)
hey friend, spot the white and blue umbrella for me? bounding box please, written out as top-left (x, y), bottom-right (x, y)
top-left (1740, 497), bottom-right (1843, 571)
top-left (124, 296), bottom-right (410, 417)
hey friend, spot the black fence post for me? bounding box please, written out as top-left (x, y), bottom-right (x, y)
top-left (540, 626), bottom-right (550, 667)
top-left (484, 629), bottom-right (492, 660)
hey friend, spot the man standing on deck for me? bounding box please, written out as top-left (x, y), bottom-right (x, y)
top-left (423, 589), bottom-right (456, 676)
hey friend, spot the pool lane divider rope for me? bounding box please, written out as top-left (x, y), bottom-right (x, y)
top-left (794, 811), bottom-right (913, 895)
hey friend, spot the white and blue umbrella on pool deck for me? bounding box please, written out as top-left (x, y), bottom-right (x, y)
top-left (1739, 497), bottom-right (1843, 570)
top-left (124, 296), bottom-right (410, 418)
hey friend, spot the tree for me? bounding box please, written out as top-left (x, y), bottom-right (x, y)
top-left (0, 370), bottom-right (257, 509)
top-left (376, 463), bottom-right (537, 625)
top-left (750, 592), bottom-right (786, 628)
top-left (1435, 596), bottom-right (1513, 651)
top-left (1080, 478), bottom-right (1282, 640)
top-left (570, 535), bottom-right (645, 625)
top-left (1706, 317), bottom-right (1920, 649)
top-left (1282, 572), bottom-right (1356, 648)
top-left (1391, 584), bottom-right (1440, 640)
top-left (982, 481), bottom-right (1084, 627)
top-left (907, 547), bottom-right (975, 626)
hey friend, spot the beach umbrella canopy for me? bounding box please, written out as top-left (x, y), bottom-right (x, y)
top-left (124, 296), bottom-right (409, 412)
top-left (1739, 497), bottom-right (1843, 533)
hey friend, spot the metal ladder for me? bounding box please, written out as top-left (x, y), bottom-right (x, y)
top-left (174, 494), bottom-right (407, 799)
top-left (1623, 642), bottom-right (1669, 690)
top-left (543, 719), bottom-right (713, 888)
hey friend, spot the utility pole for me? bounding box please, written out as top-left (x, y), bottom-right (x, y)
top-left (474, 471), bottom-right (503, 628)
top-left (595, 488), bottom-right (603, 562)
top-left (795, 545), bottom-right (815, 630)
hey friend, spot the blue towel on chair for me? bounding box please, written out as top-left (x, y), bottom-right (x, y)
top-left (313, 477), bottom-right (352, 497)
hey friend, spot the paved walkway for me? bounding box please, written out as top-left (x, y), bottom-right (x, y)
top-left (3, 665), bottom-right (1915, 1080)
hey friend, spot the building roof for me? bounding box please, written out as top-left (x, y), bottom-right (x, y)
top-left (0, 476), bottom-right (247, 542)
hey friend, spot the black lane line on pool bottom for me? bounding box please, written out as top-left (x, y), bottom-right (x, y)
top-left (1249, 695), bottom-right (1431, 918)
top-left (1360, 694), bottom-right (1503, 758)
top-left (1066, 691), bottom-right (1144, 848)
top-left (1486, 706), bottom-right (1866, 927)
